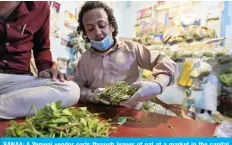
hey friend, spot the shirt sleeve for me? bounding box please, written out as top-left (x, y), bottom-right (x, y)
top-left (33, 2), bottom-right (53, 73)
top-left (132, 41), bottom-right (177, 88)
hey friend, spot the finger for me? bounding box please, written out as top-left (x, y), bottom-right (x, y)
top-left (39, 71), bottom-right (51, 78)
top-left (38, 71), bottom-right (46, 77)
top-left (52, 61), bottom-right (57, 69)
top-left (120, 91), bottom-right (141, 107)
top-left (99, 99), bottom-right (110, 105)
top-left (64, 74), bottom-right (73, 81)
top-left (44, 72), bottom-right (51, 78)
top-left (58, 72), bottom-right (65, 82)
top-left (97, 88), bottom-right (105, 92)
top-left (51, 68), bottom-right (58, 81)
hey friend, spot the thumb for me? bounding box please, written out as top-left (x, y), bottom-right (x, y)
top-left (129, 81), bottom-right (141, 89)
top-left (97, 88), bottom-right (105, 92)
top-left (52, 61), bottom-right (58, 69)
top-left (39, 71), bottom-right (51, 78)
top-left (95, 88), bottom-right (105, 94)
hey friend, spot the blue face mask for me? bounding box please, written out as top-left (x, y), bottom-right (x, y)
top-left (90, 35), bottom-right (114, 51)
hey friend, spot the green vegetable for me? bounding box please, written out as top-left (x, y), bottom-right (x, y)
top-left (111, 117), bottom-right (135, 125)
top-left (117, 117), bottom-right (134, 125)
top-left (97, 81), bottom-right (138, 105)
top-left (220, 73), bottom-right (232, 87)
top-left (4, 101), bottom-right (114, 137)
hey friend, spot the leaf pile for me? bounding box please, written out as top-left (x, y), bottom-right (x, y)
top-left (97, 81), bottom-right (138, 105)
top-left (4, 101), bottom-right (113, 137)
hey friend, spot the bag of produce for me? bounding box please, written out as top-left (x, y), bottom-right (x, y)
top-left (193, 26), bottom-right (203, 40)
top-left (214, 121), bottom-right (232, 137)
top-left (201, 27), bottom-right (209, 38)
top-left (208, 29), bottom-right (216, 38)
top-left (183, 26), bottom-right (194, 41)
top-left (190, 59), bottom-right (212, 78)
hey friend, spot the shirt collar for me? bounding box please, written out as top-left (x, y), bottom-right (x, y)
top-left (13, 1), bottom-right (37, 18)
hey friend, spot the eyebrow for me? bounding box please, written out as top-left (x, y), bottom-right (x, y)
top-left (85, 20), bottom-right (107, 25)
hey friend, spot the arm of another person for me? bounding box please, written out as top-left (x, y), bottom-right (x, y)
top-left (32, 3), bottom-right (70, 81)
top-left (32, 2), bottom-right (53, 73)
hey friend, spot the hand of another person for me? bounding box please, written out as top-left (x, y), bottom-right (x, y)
top-left (39, 62), bottom-right (73, 82)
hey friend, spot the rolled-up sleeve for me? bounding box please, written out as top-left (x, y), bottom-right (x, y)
top-left (133, 42), bottom-right (177, 88)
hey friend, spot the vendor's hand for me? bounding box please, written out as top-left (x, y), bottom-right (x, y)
top-left (38, 63), bottom-right (72, 82)
top-left (89, 88), bottom-right (110, 105)
top-left (120, 81), bottom-right (162, 109)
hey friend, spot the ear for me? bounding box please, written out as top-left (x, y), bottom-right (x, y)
top-left (110, 25), bottom-right (115, 33)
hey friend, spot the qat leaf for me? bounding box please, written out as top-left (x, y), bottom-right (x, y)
top-left (117, 117), bottom-right (135, 125)
top-left (62, 109), bottom-right (72, 116)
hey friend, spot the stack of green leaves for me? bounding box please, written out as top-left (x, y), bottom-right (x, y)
top-left (4, 101), bottom-right (113, 137)
top-left (97, 81), bottom-right (138, 106)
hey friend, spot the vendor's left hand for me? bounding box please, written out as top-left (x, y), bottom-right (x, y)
top-left (120, 81), bottom-right (162, 109)
top-left (38, 63), bottom-right (72, 82)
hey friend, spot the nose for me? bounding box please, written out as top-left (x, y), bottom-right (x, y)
top-left (95, 26), bottom-right (102, 37)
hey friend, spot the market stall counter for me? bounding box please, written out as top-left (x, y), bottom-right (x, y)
top-left (0, 103), bottom-right (217, 137)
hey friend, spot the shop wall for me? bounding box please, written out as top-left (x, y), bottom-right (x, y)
top-left (114, 1), bottom-right (156, 38)
top-left (116, 1), bottom-right (226, 39)
top-left (224, 1), bottom-right (232, 49)
top-left (50, 1), bottom-right (80, 61)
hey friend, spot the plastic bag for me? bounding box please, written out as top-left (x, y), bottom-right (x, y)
top-left (196, 112), bottom-right (215, 123)
top-left (190, 59), bottom-right (212, 78)
top-left (193, 26), bottom-right (203, 40)
top-left (214, 121), bottom-right (232, 137)
top-left (142, 101), bottom-right (177, 116)
top-left (183, 26), bottom-right (194, 41)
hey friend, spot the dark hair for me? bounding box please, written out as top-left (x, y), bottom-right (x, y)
top-left (77, 1), bottom-right (118, 42)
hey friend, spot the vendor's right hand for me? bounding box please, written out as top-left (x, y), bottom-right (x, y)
top-left (91, 88), bottom-right (110, 105)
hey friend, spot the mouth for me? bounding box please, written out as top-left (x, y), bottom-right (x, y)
top-left (95, 37), bottom-right (104, 41)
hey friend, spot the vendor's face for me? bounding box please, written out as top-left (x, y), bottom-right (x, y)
top-left (82, 8), bottom-right (114, 41)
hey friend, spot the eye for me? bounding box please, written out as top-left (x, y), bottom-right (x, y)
top-left (86, 26), bottom-right (94, 32)
top-left (98, 21), bottom-right (107, 29)
top-left (99, 25), bottom-right (106, 29)
top-left (87, 28), bottom-right (94, 32)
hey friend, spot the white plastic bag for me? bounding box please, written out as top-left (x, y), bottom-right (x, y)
top-left (214, 121), bottom-right (232, 137)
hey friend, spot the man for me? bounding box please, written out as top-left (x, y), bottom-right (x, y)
top-left (75, 1), bottom-right (177, 109)
top-left (0, 1), bottom-right (80, 119)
